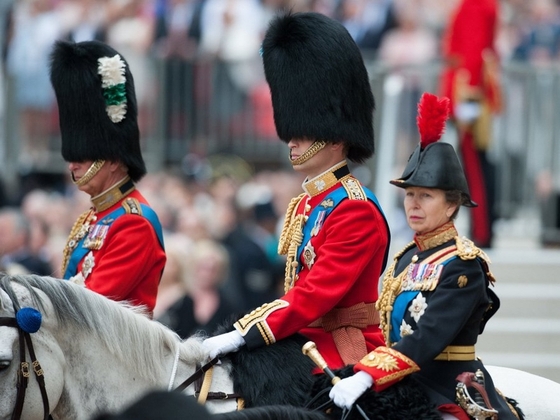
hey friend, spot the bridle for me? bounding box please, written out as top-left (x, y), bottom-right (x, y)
top-left (0, 305), bottom-right (52, 420)
top-left (0, 293), bottom-right (231, 419)
top-left (173, 356), bottom-right (242, 403)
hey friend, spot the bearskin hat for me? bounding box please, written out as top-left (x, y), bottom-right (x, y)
top-left (50, 40), bottom-right (146, 182)
top-left (261, 12), bottom-right (375, 163)
top-left (390, 93), bottom-right (477, 207)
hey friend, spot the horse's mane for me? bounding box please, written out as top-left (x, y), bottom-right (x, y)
top-left (0, 273), bottom-right (207, 380)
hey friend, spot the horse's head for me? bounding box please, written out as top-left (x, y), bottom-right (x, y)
top-left (0, 277), bottom-right (65, 420)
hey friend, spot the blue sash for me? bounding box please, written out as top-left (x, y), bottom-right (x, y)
top-left (63, 204), bottom-right (164, 279)
top-left (390, 255), bottom-right (458, 343)
top-left (296, 186), bottom-right (387, 273)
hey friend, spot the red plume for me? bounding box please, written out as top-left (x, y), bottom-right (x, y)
top-left (416, 93), bottom-right (450, 148)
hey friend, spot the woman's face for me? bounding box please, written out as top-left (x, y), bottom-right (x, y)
top-left (404, 187), bottom-right (458, 234)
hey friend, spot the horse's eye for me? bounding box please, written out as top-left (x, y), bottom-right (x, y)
top-left (0, 360), bottom-right (10, 371)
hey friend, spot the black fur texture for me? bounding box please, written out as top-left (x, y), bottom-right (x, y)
top-left (213, 320), bottom-right (442, 420)
top-left (49, 40), bottom-right (146, 182)
top-left (262, 12), bottom-right (375, 163)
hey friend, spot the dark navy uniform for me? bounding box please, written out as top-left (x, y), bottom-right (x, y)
top-left (355, 221), bottom-right (519, 419)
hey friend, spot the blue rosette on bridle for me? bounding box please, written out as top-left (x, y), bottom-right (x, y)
top-left (16, 307), bottom-right (42, 333)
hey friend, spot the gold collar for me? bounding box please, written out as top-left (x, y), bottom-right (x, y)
top-left (91, 176), bottom-right (135, 212)
top-left (302, 161), bottom-right (350, 197)
top-left (414, 221), bottom-right (458, 251)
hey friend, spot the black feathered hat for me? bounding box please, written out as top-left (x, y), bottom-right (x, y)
top-left (50, 40), bottom-right (146, 182)
top-left (262, 12), bottom-right (375, 163)
top-left (390, 93), bottom-right (477, 207)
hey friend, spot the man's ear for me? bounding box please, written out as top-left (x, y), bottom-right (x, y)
top-left (330, 142), bottom-right (344, 151)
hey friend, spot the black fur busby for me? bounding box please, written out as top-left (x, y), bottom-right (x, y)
top-left (262, 12), bottom-right (375, 163)
top-left (390, 93), bottom-right (477, 207)
top-left (49, 40), bottom-right (146, 182)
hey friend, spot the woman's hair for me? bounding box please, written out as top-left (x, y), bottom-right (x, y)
top-left (444, 189), bottom-right (464, 220)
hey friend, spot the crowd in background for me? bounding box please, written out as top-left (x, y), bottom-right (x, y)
top-left (1, 0), bottom-right (560, 336)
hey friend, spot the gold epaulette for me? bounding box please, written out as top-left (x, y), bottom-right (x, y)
top-left (121, 197), bottom-right (143, 216)
top-left (341, 176), bottom-right (367, 200)
top-left (456, 236), bottom-right (496, 284)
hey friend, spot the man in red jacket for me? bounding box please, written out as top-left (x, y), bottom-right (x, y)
top-left (203, 11), bottom-right (390, 370)
top-left (440, 0), bottom-right (501, 248)
top-left (50, 40), bottom-right (166, 317)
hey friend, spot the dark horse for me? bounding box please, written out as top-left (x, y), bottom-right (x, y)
top-left (213, 323), bottom-right (444, 420)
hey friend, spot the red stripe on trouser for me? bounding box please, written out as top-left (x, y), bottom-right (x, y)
top-left (460, 131), bottom-right (491, 246)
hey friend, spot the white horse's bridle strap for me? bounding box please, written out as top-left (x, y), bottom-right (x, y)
top-left (0, 316), bottom-right (52, 420)
top-left (167, 345), bottom-right (181, 391)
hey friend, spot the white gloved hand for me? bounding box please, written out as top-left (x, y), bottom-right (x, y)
top-left (454, 101), bottom-right (481, 123)
top-left (202, 330), bottom-right (245, 359)
top-left (329, 370), bottom-right (373, 410)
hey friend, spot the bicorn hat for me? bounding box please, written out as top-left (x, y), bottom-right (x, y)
top-left (50, 40), bottom-right (146, 182)
top-left (390, 93), bottom-right (477, 207)
top-left (261, 12), bottom-right (375, 163)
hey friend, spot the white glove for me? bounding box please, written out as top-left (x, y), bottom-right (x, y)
top-left (329, 370), bottom-right (373, 410)
top-left (202, 330), bottom-right (245, 359)
top-left (454, 101), bottom-right (481, 123)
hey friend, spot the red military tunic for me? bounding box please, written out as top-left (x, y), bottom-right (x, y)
top-left (62, 177), bottom-right (166, 316)
top-left (234, 162), bottom-right (389, 369)
top-left (440, 0), bottom-right (501, 247)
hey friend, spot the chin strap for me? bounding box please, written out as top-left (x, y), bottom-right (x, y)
top-left (73, 160), bottom-right (106, 187)
top-left (290, 140), bottom-right (326, 165)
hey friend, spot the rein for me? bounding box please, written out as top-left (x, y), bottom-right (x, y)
top-left (173, 357), bottom-right (241, 402)
top-left (174, 357), bottom-right (219, 393)
top-left (0, 316), bottom-right (52, 420)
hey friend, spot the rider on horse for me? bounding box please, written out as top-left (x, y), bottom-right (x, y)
top-left (50, 41), bottom-right (166, 317)
top-left (203, 11), bottom-right (391, 371)
top-left (329, 93), bottom-right (523, 420)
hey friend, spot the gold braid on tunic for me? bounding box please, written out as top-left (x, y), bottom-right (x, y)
top-left (278, 193), bottom-right (309, 293)
top-left (376, 241), bottom-right (415, 345)
top-left (61, 209), bottom-right (97, 275)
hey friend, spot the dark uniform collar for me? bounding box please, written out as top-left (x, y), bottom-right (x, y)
top-left (414, 221), bottom-right (458, 251)
top-left (91, 176), bottom-right (135, 212)
top-left (302, 161), bottom-right (350, 197)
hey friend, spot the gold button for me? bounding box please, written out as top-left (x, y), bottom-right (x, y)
top-left (411, 255), bottom-right (418, 263)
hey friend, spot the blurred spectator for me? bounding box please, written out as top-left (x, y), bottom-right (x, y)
top-left (512, 0), bottom-right (560, 64)
top-left (5, 0), bottom-right (60, 168)
top-left (197, 0), bottom-right (267, 137)
top-left (156, 238), bottom-right (241, 338)
top-left (218, 200), bottom-right (279, 312)
top-left (153, 232), bottom-right (193, 319)
top-left (152, 0), bottom-right (202, 141)
top-left (0, 207), bottom-right (53, 275)
top-left (105, 0), bottom-right (156, 133)
top-left (57, 0), bottom-right (107, 43)
top-left (378, 0), bottom-right (438, 158)
top-left (308, 0), bottom-right (338, 17)
top-left (337, 0), bottom-right (398, 56)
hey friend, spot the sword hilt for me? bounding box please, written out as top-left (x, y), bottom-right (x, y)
top-left (302, 341), bottom-right (370, 420)
top-left (302, 341), bottom-right (341, 384)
